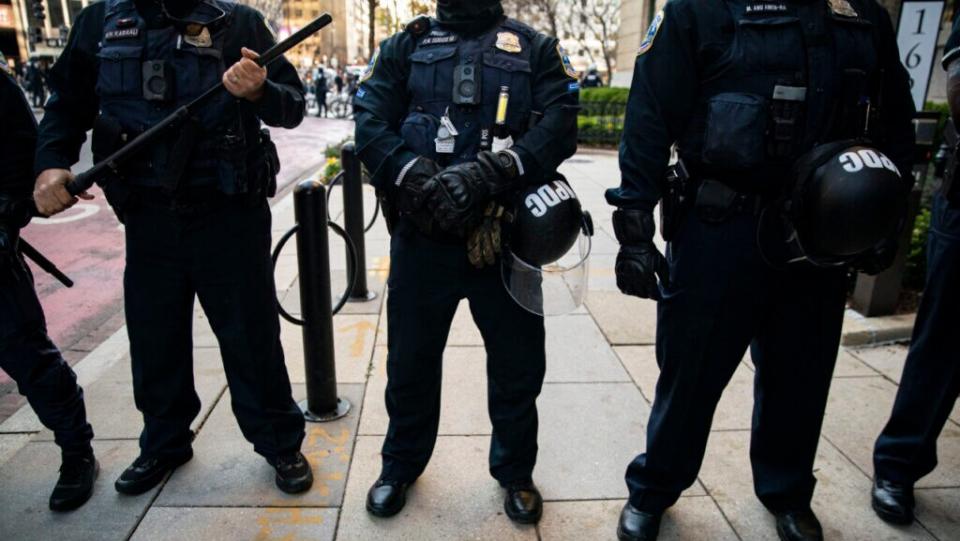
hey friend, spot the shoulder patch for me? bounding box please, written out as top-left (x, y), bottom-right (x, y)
top-left (360, 48), bottom-right (379, 83)
top-left (404, 15), bottom-right (431, 37)
top-left (556, 44), bottom-right (578, 79)
top-left (638, 10), bottom-right (664, 56)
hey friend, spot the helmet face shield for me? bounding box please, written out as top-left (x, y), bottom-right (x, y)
top-left (501, 220), bottom-right (592, 317)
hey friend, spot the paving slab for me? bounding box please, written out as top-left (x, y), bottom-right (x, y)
top-left (535, 382), bottom-right (707, 499)
top-left (192, 311), bottom-right (219, 349)
top-left (849, 345), bottom-right (909, 383)
top-left (539, 497), bottom-right (739, 541)
top-left (281, 314), bottom-right (378, 384)
top-left (0, 440), bottom-right (160, 541)
top-left (131, 507), bottom-right (338, 541)
top-left (587, 254), bottom-right (619, 293)
top-left (544, 315), bottom-right (631, 383)
top-left (699, 431), bottom-right (935, 541)
top-left (616, 346), bottom-right (755, 431)
top-left (833, 348), bottom-right (879, 378)
top-left (35, 348), bottom-right (227, 442)
top-left (0, 433), bottom-right (30, 467)
top-left (155, 384), bottom-right (363, 508)
top-left (586, 292), bottom-right (658, 345)
top-left (359, 346), bottom-right (492, 437)
top-left (336, 435), bottom-right (537, 541)
top-left (823, 377), bottom-right (960, 488)
top-left (914, 487), bottom-right (960, 541)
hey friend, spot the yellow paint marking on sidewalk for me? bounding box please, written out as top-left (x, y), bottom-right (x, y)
top-left (338, 320), bottom-right (376, 358)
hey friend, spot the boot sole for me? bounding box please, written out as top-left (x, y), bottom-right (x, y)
top-left (50, 460), bottom-right (101, 512)
top-left (872, 499), bottom-right (914, 526)
top-left (504, 500), bottom-right (543, 525)
top-left (115, 453), bottom-right (192, 496)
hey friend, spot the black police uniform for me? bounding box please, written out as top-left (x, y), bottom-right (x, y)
top-left (607, 0), bottom-right (915, 515)
top-left (354, 15), bottom-right (579, 485)
top-left (0, 69), bottom-right (94, 460)
top-left (34, 0), bottom-right (306, 462)
top-left (873, 14), bottom-right (960, 490)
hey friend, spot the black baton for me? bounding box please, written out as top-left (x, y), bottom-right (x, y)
top-left (19, 239), bottom-right (74, 288)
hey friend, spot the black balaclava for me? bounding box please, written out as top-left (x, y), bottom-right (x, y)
top-left (436, 0), bottom-right (504, 34)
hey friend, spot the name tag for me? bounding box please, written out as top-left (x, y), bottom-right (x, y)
top-left (105, 28), bottom-right (140, 41)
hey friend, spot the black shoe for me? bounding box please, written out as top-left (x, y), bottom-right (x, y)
top-left (115, 451), bottom-right (192, 495)
top-left (872, 478), bottom-right (915, 525)
top-left (49, 454), bottom-right (99, 512)
top-left (271, 452), bottom-right (314, 494)
top-left (774, 508), bottom-right (823, 541)
top-left (366, 479), bottom-right (409, 518)
top-left (617, 503), bottom-right (661, 541)
top-left (503, 479), bottom-right (543, 524)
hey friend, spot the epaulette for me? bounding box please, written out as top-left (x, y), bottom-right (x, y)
top-left (404, 15), bottom-right (431, 37)
top-left (501, 18), bottom-right (537, 40)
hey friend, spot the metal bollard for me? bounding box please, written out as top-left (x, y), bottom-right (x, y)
top-left (340, 143), bottom-right (376, 302)
top-left (293, 180), bottom-right (351, 422)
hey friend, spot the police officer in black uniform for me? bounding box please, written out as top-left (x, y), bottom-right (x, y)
top-left (32, 0), bottom-right (312, 496)
top-left (871, 11), bottom-right (960, 527)
top-left (582, 64), bottom-right (603, 88)
top-left (353, 0), bottom-right (579, 524)
top-left (607, 2), bottom-right (915, 540)
top-left (0, 68), bottom-right (98, 513)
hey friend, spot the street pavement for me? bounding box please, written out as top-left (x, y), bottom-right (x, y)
top-left (0, 116), bottom-right (354, 421)
top-left (0, 151), bottom-right (957, 540)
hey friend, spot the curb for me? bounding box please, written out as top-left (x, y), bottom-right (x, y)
top-left (840, 309), bottom-right (916, 347)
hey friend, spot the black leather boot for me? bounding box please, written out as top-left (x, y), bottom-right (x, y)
top-left (270, 452), bottom-right (314, 494)
top-left (774, 508), bottom-right (823, 541)
top-left (503, 480), bottom-right (543, 524)
top-left (115, 451), bottom-right (192, 495)
top-left (871, 478), bottom-right (915, 525)
top-left (617, 503), bottom-right (661, 541)
top-left (366, 479), bottom-right (409, 517)
top-left (49, 453), bottom-right (99, 512)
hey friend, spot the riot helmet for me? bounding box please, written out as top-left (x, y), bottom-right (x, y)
top-left (501, 176), bottom-right (594, 316)
top-left (759, 140), bottom-right (907, 267)
top-left (436, 0), bottom-right (504, 33)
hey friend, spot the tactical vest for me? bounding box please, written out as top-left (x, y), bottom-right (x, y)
top-left (400, 18), bottom-right (536, 167)
top-left (96, 0), bottom-right (258, 194)
top-left (677, 0), bottom-right (881, 185)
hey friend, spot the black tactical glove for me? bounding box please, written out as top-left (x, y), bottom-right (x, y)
top-left (854, 238), bottom-right (899, 276)
top-left (613, 209), bottom-right (670, 300)
top-left (394, 157), bottom-right (441, 214)
top-left (423, 162), bottom-right (491, 232)
top-left (475, 150), bottom-right (522, 195)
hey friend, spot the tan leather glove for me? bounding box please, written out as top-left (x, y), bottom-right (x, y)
top-left (467, 202), bottom-right (510, 268)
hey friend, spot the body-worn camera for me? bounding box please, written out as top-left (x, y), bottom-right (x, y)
top-left (143, 60), bottom-right (173, 102)
top-left (453, 62), bottom-right (481, 106)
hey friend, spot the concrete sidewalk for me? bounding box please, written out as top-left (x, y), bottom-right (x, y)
top-left (1, 151), bottom-right (957, 540)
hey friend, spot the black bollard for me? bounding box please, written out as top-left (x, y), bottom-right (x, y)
top-left (340, 143), bottom-right (376, 301)
top-left (294, 179), bottom-right (351, 422)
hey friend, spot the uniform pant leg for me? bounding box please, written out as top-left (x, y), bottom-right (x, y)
top-left (627, 213), bottom-right (764, 513)
top-left (874, 194), bottom-right (960, 485)
top-left (749, 266), bottom-right (846, 511)
top-left (380, 222), bottom-right (462, 482)
top-left (124, 205), bottom-right (201, 458)
top-left (0, 259), bottom-right (93, 457)
top-left (466, 264), bottom-right (546, 485)
top-left (190, 199), bottom-right (305, 460)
